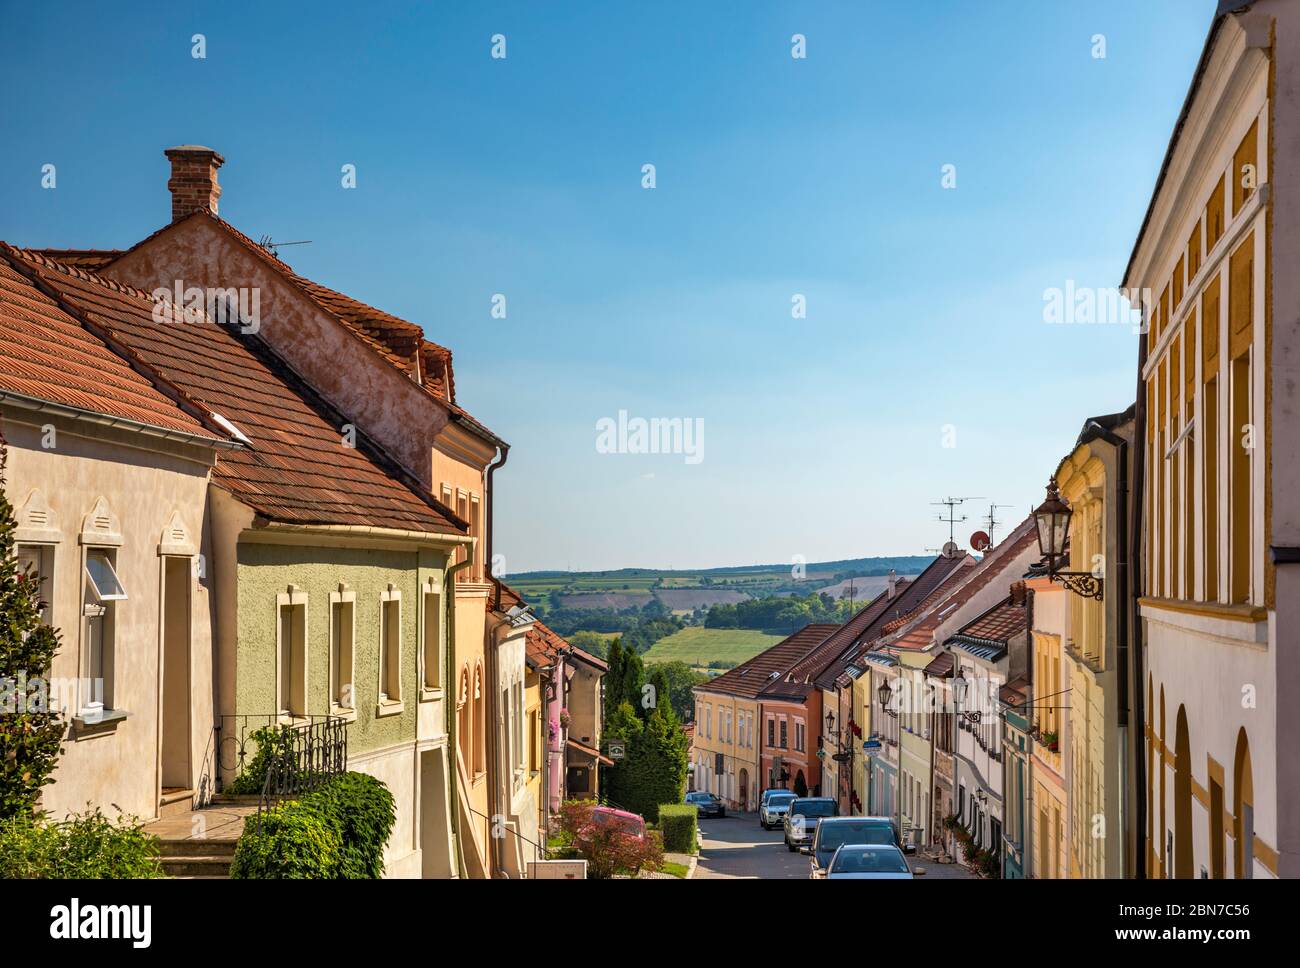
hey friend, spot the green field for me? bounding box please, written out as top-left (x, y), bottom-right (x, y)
top-left (641, 627), bottom-right (784, 669)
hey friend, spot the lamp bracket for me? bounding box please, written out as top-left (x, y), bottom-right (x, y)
top-left (1049, 570), bottom-right (1103, 601)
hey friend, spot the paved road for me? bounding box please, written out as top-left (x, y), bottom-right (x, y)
top-left (695, 812), bottom-right (812, 879)
top-left (693, 811), bottom-right (975, 880)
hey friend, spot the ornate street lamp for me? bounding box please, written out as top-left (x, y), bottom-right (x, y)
top-left (952, 671), bottom-right (980, 725)
top-left (877, 678), bottom-right (893, 711)
top-left (1033, 479), bottom-right (1103, 600)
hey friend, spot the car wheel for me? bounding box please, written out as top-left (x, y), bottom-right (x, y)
top-left (787, 842), bottom-right (797, 853)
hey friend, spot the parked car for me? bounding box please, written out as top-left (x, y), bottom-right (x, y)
top-left (821, 843), bottom-right (915, 879)
top-left (759, 790), bottom-right (797, 829)
top-left (783, 796), bottom-right (837, 851)
top-left (685, 791), bottom-right (726, 818)
top-left (801, 817), bottom-right (905, 877)
top-left (586, 806), bottom-right (647, 841)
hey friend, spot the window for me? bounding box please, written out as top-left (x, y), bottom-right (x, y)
top-left (81, 549), bottom-right (127, 718)
top-left (1203, 276), bottom-right (1221, 602)
top-left (514, 681), bottom-right (525, 774)
top-left (456, 492), bottom-right (470, 567)
top-left (779, 719), bottom-right (787, 749)
top-left (16, 544), bottom-right (53, 626)
top-left (529, 709), bottom-right (540, 774)
top-left (422, 582), bottom-right (442, 691)
top-left (379, 586), bottom-right (402, 707)
top-left (473, 663), bottom-right (486, 775)
top-left (1228, 234), bottom-right (1254, 604)
top-left (1232, 119), bottom-right (1258, 216)
top-left (795, 721), bottom-right (805, 752)
top-left (276, 586), bottom-right (307, 719)
top-left (1206, 177), bottom-right (1226, 251)
top-left (767, 717), bottom-right (775, 747)
top-left (458, 665), bottom-right (472, 769)
top-left (329, 588), bottom-right (355, 712)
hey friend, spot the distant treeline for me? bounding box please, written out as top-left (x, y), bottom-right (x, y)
top-left (538, 597), bottom-right (687, 653)
top-left (512, 555), bottom-right (931, 582)
top-left (704, 591), bottom-right (856, 633)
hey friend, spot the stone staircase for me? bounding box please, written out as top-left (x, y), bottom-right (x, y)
top-left (146, 795), bottom-right (259, 879)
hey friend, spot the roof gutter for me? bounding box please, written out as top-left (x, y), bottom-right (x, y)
top-left (0, 389), bottom-right (240, 451)
top-left (248, 519), bottom-right (474, 545)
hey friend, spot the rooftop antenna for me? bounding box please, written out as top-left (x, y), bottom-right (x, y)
top-left (983, 503), bottom-right (1015, 546)
top-left (258, 235), bottom-right (313, 258)
top-left (931, 496), bottom-right (983, 547)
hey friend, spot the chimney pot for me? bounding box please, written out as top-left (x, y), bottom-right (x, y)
top-left (165, 145), bottom-right (225, 222)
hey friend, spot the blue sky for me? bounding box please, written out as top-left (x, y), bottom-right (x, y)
top-left (0, 0), bottom-right (1215, 572)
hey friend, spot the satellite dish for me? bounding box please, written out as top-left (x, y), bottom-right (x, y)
top-left (941, 540), bottom-right (960, 559)
top-left (970, 531), bottom-right (991, 553)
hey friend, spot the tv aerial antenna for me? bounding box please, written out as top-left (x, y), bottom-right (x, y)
top-left (258, 235), bottom-right (313, 258)
top-left (982, 503), bottom-right (1015, 546)
top-left (931, 496), bottom-right (983, 557)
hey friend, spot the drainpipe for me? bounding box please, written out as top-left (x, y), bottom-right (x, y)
top-left (1129, 336), bottom-right (1149, 878)
top-left (484, 444), bottom-right (511, 877)
top-left (445, 557), bottom-right (472, 879)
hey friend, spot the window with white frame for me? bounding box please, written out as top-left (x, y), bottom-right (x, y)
top-left (378, 585), bottom-right (402, 706)
top-left (82, 548), bottom-right (127, 718)
top-left (16, 545), bottom-right (54, 625)
top-left (276, 586), bottom-right (308, 718)
top-left (329, 586), bottom-right (355, 712)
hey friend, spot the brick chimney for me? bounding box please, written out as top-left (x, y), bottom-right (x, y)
top-left (165, 145), bottom-right (224, 221)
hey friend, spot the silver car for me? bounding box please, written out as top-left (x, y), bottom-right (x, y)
top-left (759, 790), bottom-right (796, 829)
top-left (823, 843), bottom-right (915, 880)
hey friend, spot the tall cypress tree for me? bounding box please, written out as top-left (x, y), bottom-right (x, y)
top-left (603, 638), bottom-right (626, 722)
top-left (0, 431), bottom-right (65, 820)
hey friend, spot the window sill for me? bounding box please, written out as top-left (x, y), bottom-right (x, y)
top-left (375, 699), bottom-right (404, 718)
top-left (73, 708), bottom-right (128, 738)
top-left (419, 687), bottom-right (445, 704)
top-left (329, 705), bottom-right (357, 724)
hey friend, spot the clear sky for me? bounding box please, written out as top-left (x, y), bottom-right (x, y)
top-left (0, 0), bottom-right (1217, 573)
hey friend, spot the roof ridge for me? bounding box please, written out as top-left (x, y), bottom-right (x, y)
top-left (4, 243), bottom-right (166, 304)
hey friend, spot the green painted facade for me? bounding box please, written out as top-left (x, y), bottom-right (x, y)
top-left (235, 541), bottom-right (447, 755)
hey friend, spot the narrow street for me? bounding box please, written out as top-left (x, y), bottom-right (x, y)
top-left (693, 812), bottom-right (977, 880)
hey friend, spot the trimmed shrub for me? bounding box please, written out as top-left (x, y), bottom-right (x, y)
top-left (230, 808), bottom-right (342, 879)
top-left (230, 771), bottom-right (395, 879)
top-left (556, 800), bottom-right (663, 879)
top-left (0, 809), bottom-right (163, 878)
top-left (657, 804), bottom-right (697, 854)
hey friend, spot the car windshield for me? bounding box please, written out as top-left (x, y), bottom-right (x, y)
top-left (766, 793), bottom-right (795, 805)
top-left (818, 822), bottom-right (895, 854)
top-left (832, 848), bottom-right (910, 874)
top-left (791, 799), bottom-right (835, 818)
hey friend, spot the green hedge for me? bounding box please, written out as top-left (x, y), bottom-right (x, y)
top-left (230, 772), bottom-right (395, 879)
top-left (0, 809), bottom-right (163, 878)
top-left (657, 804), bottom-right (698, 854)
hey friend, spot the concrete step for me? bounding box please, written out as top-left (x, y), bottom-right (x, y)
top-left (159, 854), bottom-right (233, 878)
top-left (157, 789), bottom-right (195, 818)
top-left (158, 838), bottom-right (238, 858)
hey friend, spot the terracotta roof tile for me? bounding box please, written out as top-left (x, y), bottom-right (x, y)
top-left (28, 249), bottom-right (123, 271)
top-left (953, 595), bottom-right (1029, 645)
top-left (795, 554), bottom-right (973, 693)
top-left (695, 624), bottom-right (839, 700)
top-left (887, 519), bottom-right (1038, 653)
top-left (7, 247), bottom-right (463, 536)
top-left (0, 246), bottom-right (221, 441)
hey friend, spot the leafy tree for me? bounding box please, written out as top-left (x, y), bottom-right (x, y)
top-left (0, 433), bottom-right (65, 820)
top-left (567, 631), bottom-right (609, 658)
top-left (649, 661), bottom-right (708, 722)
top-left (554, 800), bottom-right (663, 879)
top-left (605, 704), bottom-right (688, 823)
top-left (603, 639), bottom-right (626, 724)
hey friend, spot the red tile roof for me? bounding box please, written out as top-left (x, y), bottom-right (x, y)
top-left (7, 247), bottom-right (464, 536)
top-left (955, 595), bottom-right (1029, 644)
top-left (886, 518), bottom-right (1038, 653)
top-left (695, 624), bottom-right (840, 700)
top-left (796, 555), bottom-right (973, 693)
top-left (28, 249), bottom-right (122, 271)
top-left (525, 620), bottom-right (569, 669)
top-left (0, 246), bottom-right (224, 442)
top-left (1000, 674), bottom-right (1030, 708)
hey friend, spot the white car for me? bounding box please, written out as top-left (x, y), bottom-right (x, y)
top-left (822, 843), bottom-right (915, 879)
top-left (759, 791), bottom-right (796, 829)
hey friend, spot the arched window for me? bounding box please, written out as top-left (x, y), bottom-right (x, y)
top-left (1174, 706), bottom-right (1193, 878)
top-left (1146, 675), bottom-right (1154, 873)
top-left (1159, 687), bottom-right (1167, 876)
top-left (1233, 728), bottom-right (1254, 879)
top-left (473, 662), bottom-right (486, 776)
top-left (457, 665), bottom-right (471, 770)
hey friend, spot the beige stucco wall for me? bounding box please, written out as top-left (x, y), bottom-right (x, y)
top-left (3, 411), bottom-right (216, 821)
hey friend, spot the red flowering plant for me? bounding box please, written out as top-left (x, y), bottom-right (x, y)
top-left (555, 800), bottom-right (663, 879)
